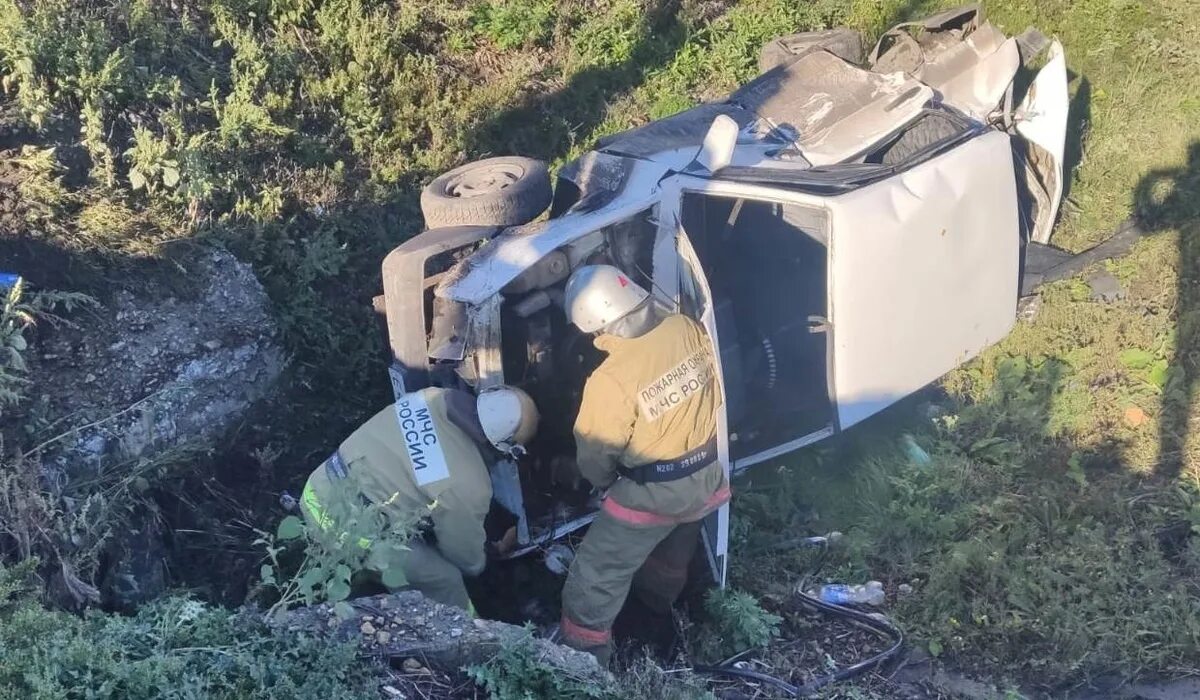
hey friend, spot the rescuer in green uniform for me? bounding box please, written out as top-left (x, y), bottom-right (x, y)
top-left (301, 385), bottom-right (538, 611)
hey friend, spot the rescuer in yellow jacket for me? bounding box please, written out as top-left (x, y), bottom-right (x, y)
top-left (558, 265), bottom-right (729, 663)
top-left (301, 385), bottom-right (539, 612)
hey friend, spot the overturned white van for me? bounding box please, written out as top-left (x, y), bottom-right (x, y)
top-left (380, 6), bottom-right (1070, 582)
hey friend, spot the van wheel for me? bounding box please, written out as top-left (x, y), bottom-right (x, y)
top-left (420, 157), bottom-right (552, 229)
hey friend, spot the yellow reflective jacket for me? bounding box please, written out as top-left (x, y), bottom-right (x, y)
top-left (574, 314), bottom-right (728, 524)
top-left (302, 387), bottom-right (492, 576)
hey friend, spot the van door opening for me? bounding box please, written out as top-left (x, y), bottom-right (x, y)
top-left (678, 193), bottom-right (834, 466)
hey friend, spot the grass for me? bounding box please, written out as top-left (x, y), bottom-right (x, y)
top-left (0, 0), bottom-right (1198, 694)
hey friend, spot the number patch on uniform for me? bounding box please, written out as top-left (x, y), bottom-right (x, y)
top-left (324, 451), bottom-right (349, 480)
top-left (637, 349), bottom-right (713, 422)
top-left (394, 392), bottom-right (450, 486)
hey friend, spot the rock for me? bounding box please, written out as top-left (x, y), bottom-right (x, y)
top-left (1017, 294), bottom-right (1042, 322)
top-left (1087, 270), bottom-right (1125, 303)
top-left (18, 247), bottom-right (283, 608)
top-left (26, 248), bottom-right (282, 473)
top-left (1124, 405), bottom-right (1149, 428)
top-left (278, 590), bottom-right (607, 685)
top-left (402, 658), bottom-right (426, 674)
top-left (361, 621), bottom-right (377, 636)
top-left (376, 631), bottom-right (391, 644)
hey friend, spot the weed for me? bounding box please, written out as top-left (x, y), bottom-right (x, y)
top-left (255, 472), bottom-right (424, 615)
top-left (468, 627), bottom-right (612, 699)
top-left (697, 588), bottom-right (782, 661)
top-left (471, 0), bottom-right (556, 50)
top-left (785, 360), bottom-right (1200, 684)
top-left (0, 278), bottom-right (93, 411)
top-left (613, 657), bottom-right (718, 699)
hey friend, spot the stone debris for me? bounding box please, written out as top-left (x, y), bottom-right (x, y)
top-left (1087, 270), bottom-right (1126, 303)
top-left (17, 247), bottom-right (283, 609)
top-left (402, 658), bottom-right (428, 674)
top-left (277, 590), bottom-right (606, 684)
top-left (1124, 405), bottom-right (1149, 428)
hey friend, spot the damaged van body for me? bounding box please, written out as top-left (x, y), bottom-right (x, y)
top-left (379, 6), bottom-right (1069, 583)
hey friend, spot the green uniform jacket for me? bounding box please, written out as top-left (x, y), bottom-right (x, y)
top-left (573, 314), bottom-right (728, 523)
top-left (302, 387), bottom-right (492, 576)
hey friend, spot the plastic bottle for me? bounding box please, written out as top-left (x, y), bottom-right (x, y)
top-left (901, 433), bottom-right (932, 466)
top-left (818, 580), bottom-right (885, 606)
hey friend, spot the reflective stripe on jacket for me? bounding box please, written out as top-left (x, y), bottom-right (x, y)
top-left (300, 387), bottom-right (492, 576)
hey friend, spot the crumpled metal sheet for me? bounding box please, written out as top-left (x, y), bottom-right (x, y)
top-left (757, 27), bottom-right (864, 73)
top-left (916, 22), bottom-right (1020, 120)
top-left (732, 50), bottom-right (933, 166)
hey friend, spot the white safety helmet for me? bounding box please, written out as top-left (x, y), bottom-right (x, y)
top-left (477, 385), bottom-right (540, 454)
top-left (563, 264), bottom-right (650, 333)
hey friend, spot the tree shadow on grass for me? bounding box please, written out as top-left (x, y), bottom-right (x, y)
top-left (1062, 75), bottom-right (1092, 209)
top-left (1135, 142), bottom-right (1200, 479)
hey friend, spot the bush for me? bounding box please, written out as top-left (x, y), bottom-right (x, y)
top-left (467, 628), bottom-right (612, 700)
top-left (0, 562), bottom-right (383, 699)
top-left (698, 588), bottom-right (781, 661)
top-left (0, 277), bottom-right (93, 411)
top-left (256, 472), bottom-right (424, 615)
top-left (471, 0), bottom-right (556, 50)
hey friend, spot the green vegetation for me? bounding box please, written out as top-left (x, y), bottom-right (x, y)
top-left (0, 561), bottom-right (383, 699)
top-left (697, 588), bottom-right (782, 661)
top-left (0, 278), bottom-right (92, 409)
top-left (0, 0), bottom-right (1198, 695)
top-left (468, 630), bottom-right (613, 700)
top-left (467, 631), bottom-right (716, 700)
top-left (256, 475), bottom-right (424, 615)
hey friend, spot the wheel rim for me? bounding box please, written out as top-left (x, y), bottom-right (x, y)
top-left (445, 163), bottom-right (525, 198)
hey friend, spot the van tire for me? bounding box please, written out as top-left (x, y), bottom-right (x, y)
top-left (420, 157), bottom-right (552, 229)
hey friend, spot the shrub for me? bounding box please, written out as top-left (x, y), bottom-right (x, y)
top-left (256, 472), bottom-right (425, 615)
top-left (0, 278), bottom-right (94, 411)
top-left (471, 0), bottom-right (556, 50)
top-left (467, 628), bottom-right (612, 700)
top-left (698, 588), bottom-right (781, 660)
top-left (0, 562), bottom-right (383, 699)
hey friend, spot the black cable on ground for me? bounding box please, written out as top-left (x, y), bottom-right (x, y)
top-left (692, 537), bottom-right (905, 697)
top-left (692, 594), bottom-right (904, 697)
top-left (692, 664), bottom-right (801, 695)
top-left (792, 592), bottom-right (906, 695)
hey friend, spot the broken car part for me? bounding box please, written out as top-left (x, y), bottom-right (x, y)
top-left (420, 156), bottom-right (552, 229)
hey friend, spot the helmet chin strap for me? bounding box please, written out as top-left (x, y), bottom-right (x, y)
top-left (602, 300), bottom-right (662, 339)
